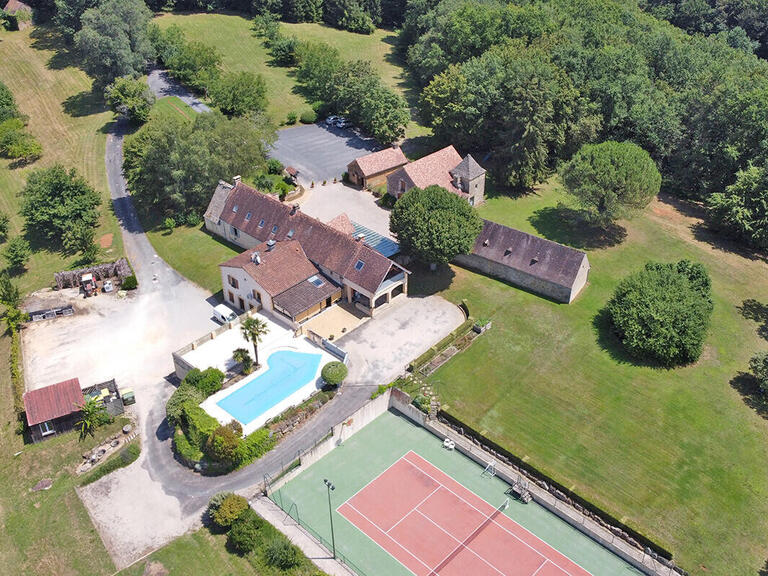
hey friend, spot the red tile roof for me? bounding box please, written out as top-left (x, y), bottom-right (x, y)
top-left (398, 146), bottom-right (463, 193)
top-left (218, 183), bottom-right (399, 294)
top-left (220, 240), bottom-right (319, 296)
top-left (349, 147), bottom-right (408, 178)
top-left (23, 378), bottom-right (84, 426)
top-left (327, 213), bottom-right (356, 235)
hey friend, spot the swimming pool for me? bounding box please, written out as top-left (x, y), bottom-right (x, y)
top-left (217, 349), bottom-right (322, 426)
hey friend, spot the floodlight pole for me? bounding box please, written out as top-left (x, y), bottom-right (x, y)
top-left (323, 478), bottom-right (336, 559)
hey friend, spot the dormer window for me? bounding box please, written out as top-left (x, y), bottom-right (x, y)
top-left (258, 219), bottom-right (265, 228)
top-left (355, 260), bottom-right (365, 271)
top-left (287, 229), bottom-right (295, 238)
top-left (232, 205), bottom-right (238, 213)
top-left (245, 212), bottom-right (252, 221)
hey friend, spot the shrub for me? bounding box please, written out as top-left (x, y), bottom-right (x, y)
top-left (121, 274), bottom-right (138, 290)
top-left (413, 394), bottom-right (430, 413)
top-left (266, 158), bottom-right (283, 174)
top-left (750, 351), bottom-right (768, 392)
top-left (264, 537), bottom-right (300, 569)
top-left (286, 111), bottom-right (297, 125)
top-left (207, 492), bottom-right (234, 517)
top-left (300, 109), bottom-right (317, 124)
top-left (321, 361), bottom-right (348, 387)
top-left (212, 494), bottom-right (249, 529)
top-left (181, 402), bottom-right (220, 449)
top-left (379, 192), bottom-right (396, 208)
top-left (205, 425), bottom-right (243, 466)
top-left (79, 442), bottom-right (140, 486)
top-left (228, 509), bottom-right (264, 554)
top-left (163, 217), bottom-right (176, 232)
top-left (166, 382), bottom-right (205, 427)
top-left (234, 427), bottom-right (275, 467)
top-left (252, 172), bottom-right (274, 192)
top-left (184, 367), bottom-right (225, 397)
top-left (173, 428), bottom-right (203, 463)
top-left (184, 211), bottom-right (202, 227)
top-left (607, 260), bottom-right (713, 366)
top-left (269, 34), bottom-right (299, 67)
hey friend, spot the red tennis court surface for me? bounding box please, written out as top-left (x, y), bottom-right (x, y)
top-left (338, 451), bottom-right (592, 576)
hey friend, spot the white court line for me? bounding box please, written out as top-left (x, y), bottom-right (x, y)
top-left (531, 559), bottom-right (552, 576)
top-left (403, 452), bottom-right (591, 576)
top-left (335, 449), bottom-right (413, 514)
top-left (386, 485), bottom-right (441, 534)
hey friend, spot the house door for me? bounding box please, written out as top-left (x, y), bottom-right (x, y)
top-left (39, 420), bottom-right (55, 437)
top-left (325, 297), bottom-right (332, 307)
top-left (238, 297), bottom-right (245, 310)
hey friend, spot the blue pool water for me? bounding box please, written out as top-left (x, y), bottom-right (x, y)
top-left (217, 350), bottom-right (322, 425)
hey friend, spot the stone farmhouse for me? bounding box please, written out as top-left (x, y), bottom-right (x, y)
top-left (386, 145), bottom-right (487, 206)
top-left (205, 179), bottom-right (409, 324)
top-left (346, 147), bottom-right (408, 189)
top-left (455, 220), bottom-right (590, 303)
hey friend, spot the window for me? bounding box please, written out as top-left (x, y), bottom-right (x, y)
top-left (258, 219), bottom-right (265, 228)
top-left (309, 275), bottom-right (324, 287)
top-left (40, 420), bottom-right (54, 437)
top-left (271, 225), bottom-right (278, 234)
top-left (355, 260), bottom-right (365, 271)
top-left (228, 291), bottom-right (234, 303)
top-left (230, 226), bottom-right (239, 237)
top-left (227, 275), bottom-right (239, 289)
top-left (252, 290), bottom-right (261, 303)
top-left (245, 212), bottom-right (252, 221)
top-left (232, 204), bottom-right (238, 213)
top-left (287, 228), bottom-right (295, 238)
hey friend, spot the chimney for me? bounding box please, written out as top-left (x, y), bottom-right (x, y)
top-left (482, 238), bottom-right (489, 247)
top-left (356, 233), bottom-right (365, 242)
top-left (290, 204), bottom-right (299, 215)
top-left (530, 256), bottom-right (539, 265)
top-left (233, 175), bottom-right (241, 185)
top-left (251, 251), bottom-right (261, 264)
top-left (266, 239), bottom-right (277, 251)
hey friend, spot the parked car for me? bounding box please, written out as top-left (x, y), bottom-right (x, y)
top-left (325, 115), bottom-right (338, 126)
top-left (336, 118), bottom-right (351, 129)
top-left (102, 280), bottom-right (114, 293)
top-left (213, 303), bottom-right (238, 324)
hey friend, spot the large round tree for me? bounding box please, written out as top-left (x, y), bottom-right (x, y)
top-left (389, 185), bottom-right (483, 265)
top-left (562, 140), bottom-right (661, 227)
top-left (607, 260), bottom-right (713, 366)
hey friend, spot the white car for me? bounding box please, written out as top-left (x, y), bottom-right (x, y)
top-left (213, 303), bottom-right (238, 324)
top-left (325, 115), bottom-right (338, 125)
top-left (102, 280), bottom-right (113, 293)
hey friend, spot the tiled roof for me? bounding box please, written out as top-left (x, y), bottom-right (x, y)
top-left (349, 147), bottom-right (408, 178)
top-left (23, 378), bottom-right (83, 426)
top-left (273, 276), bottom-right (340, 317)
top-left (220, 240), bottom-right (319, 297)
top-left (450, 154), bottom-right (486, 181)
top-left (471, 220), bottom-right (588, 289)
top-left (204, 180), bottom-right (233, 223)
top-left (398, 145), bottom-right (463, 193)
top-left (327, 213), bottom-right (356, 235)
top-left (217, 182), bottom-right (398, 294)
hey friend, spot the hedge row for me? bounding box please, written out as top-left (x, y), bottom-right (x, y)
top-left (79, 442), bottom-right (140, 486)
top-left (10, 328), bottom-right (23, 415)
top-left (173, 428), bottom-right (203, 466)
top-left (408, 316), bottom-right (476, 372)
top-left (234, 427), bottom-right (276, 468)
top-left (181, 402), bottom-right (219, 449)
top-left (438, 410), bottom-right (674, 561)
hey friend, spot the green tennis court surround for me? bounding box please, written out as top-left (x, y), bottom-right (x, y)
top-left (272, 410), bottom-right (643, 576)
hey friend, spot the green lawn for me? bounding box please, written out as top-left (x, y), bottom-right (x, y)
top-left (0, 26), bottom-right (124, 295)
top-left (154, 13), bottom-right (430, 140)
top-left (420, 182), bottom-right (768, 575)
top-left (150, 95), bottom-right (195, 122)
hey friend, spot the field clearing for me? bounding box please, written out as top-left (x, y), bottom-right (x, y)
top-left (154, 13), bottom-right (430, 139)
top-left (421, 183), bottom-right (768, 575)
top-left (0, 26), bottom-right (124, 295)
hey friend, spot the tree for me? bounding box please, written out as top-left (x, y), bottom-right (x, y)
top-left (3, 236), bottom-right (30, 271)
top-left (20, 165), bottom-right (101, 248)
top-left (562, 141), bottom-right (662, 227)
top-left (0, 211), bottom-right (9, 242)
top-left (74, 0), bottom-right (155, 87)
top-left (321, 361), bottom-right (348, 386)
top-left (0, 118), bottom-right (42, 163)
top-left (210, 71), bottom-right (267, 117)
top-left (0, 272), bottom-right (21, 308)
top-left (708, 162), bottom-right (768, 250)
top-left (390, 185), bottom-right (483, 265)
top-left (166, 40), bottom-right (221, 94)
top-left (205, 425), bottom-right (242, 466)
top-left (295, 41), bottom-right (342, 103)
top-left (240, 316), bottom-right (269, 368)
top-left (228, 509), bottom-right (263, 554)
top-left (75, 397), bottom-right (110, 439)
top-left (104, 76), bottom-right (155, 124)
top-left (211, 494), bottom-right (249, 529)
top-left (54, 0), bottom-right (100, 42)
top-left (268, 34), bottom-right (299, 67)
top-left (0, 80), bottom-right (18, 123)
top-left (607, 260), bottom-right (713, 366)
top-left (184, 367), bottom-right (225, 397)
top-left (166, 383), bottom-right (205, 428)
top-left (233, 347), bottom-right (253, 374)
top-left (750, 351), bottom-right (768, 392)
top-left (282, 0), bottom-right (322, 22)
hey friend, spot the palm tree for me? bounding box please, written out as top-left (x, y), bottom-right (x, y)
top-left (233, 347), bottom-right (253, 374)
top-left (240, 316), bottom-right (269, 369)
top-left (75, 397), bottom-right (108, 440)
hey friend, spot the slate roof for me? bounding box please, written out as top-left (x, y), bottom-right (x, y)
top-left (396, 145), bottom-right (464, 193)
top-left (349, 147), bottom-right (408, 178)
top-left (273, 276), bottom-right (340, 317)
top-left (220, 240), bottom-right (319, 297)
top-left (450, 154), bottom-right (486, 181)
top-left (215, 182), bottom-right (401, 294)
top-left (471, 220), bottom-right (588, 289)
top-left (24, 378), bottom-right (84, 426)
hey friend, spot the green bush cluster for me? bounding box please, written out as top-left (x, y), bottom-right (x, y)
top-left (321, 361), bottom-right (348, 386)
top-left (234, 427), bottom-right (276, 467)
top-left (121, 275), bottom-right (138, 290)
top-left (227, 508), bottom-right (265, 555)
top-left (166, 383), bottom-right (205, 428)
top-left (184, 367), bottom-right (225, 396)
top-left (181, 403), bottom-right (220, 450)
top-left (173, 428), bottom-right (204, 464)
top-left (413, 394), bottom-right (430, 413)
top-left (211, 494), bottom-right (250, 529)
top-left (300, 109), bottom-right (318, 124)
top-left (80, 442), bottom-right (140, 486)
top-left (205, 424), bottom-right (242, 465)
top-left (264, 537), bottom-right (300, 569)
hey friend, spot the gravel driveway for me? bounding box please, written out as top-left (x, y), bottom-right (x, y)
top-left (270, 123), bottom-right (380, 185)
top-left (298, 182), bottom-right (393, 239)
top-left (147, 69), bottom-right (211, 113)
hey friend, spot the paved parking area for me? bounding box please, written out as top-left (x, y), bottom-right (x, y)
top-left (270, 123), bottom-right (380, 185)
top-left (337, 295), bottom-right (465, 386)
top-left (298, 182), bottom-right (393, 239)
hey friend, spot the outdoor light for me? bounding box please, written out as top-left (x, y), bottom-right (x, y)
top-left (323, 478), bottom-right (336, 559)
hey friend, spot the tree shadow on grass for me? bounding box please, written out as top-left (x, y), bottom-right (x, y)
top-left (591, 308), bottom-right (662, 368)
top-left (62, 89), bottom-right (107, 118)
top-left (407, 262), bottom-right (456, 297)
top-left (529, 205), bottom-right (627, 251)
top-left (739, 299), bottom-right (768, 341)
top-left (730, 372), bottom-right (768, 420)
top-left (29, 26), bottom-right (79, 71)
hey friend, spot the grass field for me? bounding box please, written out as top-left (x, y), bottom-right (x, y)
top-left (0, 26), bottom-right (124, 295)
top-left (154, 13), bottom-right (430, 140)
top-left (419, 183), bottom-right (768, 575)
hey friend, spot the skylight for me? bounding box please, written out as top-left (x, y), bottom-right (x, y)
top-left (258, 219), bottom-right (265, 228)
top-left (287, 229), bottom-right (295, 238)
top-left (271, 225), bottom-right (278, 233)
top-left (232, 205), bottom-right (238, 213)
top-left (245, 212), bottom-right (252, 221)
top-left (354, 260), bottom-right (365, 271)
top-left (308, 275), bottom-right (325, 287)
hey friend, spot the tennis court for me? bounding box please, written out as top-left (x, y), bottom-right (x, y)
top-left (338, 451), bottom-right (591, 576)
top-left (272, 410), bottom-right (643, 576)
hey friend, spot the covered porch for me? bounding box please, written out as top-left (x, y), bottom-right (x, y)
top-left (346, 268), bottom-right (407, 317)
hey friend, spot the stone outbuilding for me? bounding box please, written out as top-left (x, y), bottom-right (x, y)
top-left (347, 147), bottom-right (408, 189)
top-left (455, 220), bottom-right (590, 303)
